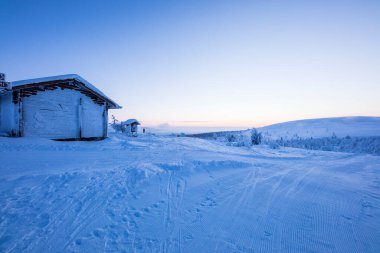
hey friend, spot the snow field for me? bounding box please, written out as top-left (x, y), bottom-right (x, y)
top-left (0, 134), bottom-right (380, 252)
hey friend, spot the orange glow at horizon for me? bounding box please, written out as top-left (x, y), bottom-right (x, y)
top-left (133, 119), bottom-right (278, 128)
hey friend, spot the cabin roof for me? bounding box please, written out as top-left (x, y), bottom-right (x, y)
top-left (12, 74), bottom-right (121, 109)
top-left (122, 119), bottom-right (141, 125)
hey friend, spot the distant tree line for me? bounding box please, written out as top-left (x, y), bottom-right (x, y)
top-left (189, 128), bottom-right (262, 147)
top-left (265, 136), bottom-right (380, 156)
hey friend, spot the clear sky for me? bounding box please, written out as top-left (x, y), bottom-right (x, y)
top-left (1, 0), bottom-right (379, 129)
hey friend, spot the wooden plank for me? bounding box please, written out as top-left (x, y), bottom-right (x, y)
top-left (103, 102), bottom-right (108, 137)
top-left (78, 97), bottom-right (82, 138)
top-left (18, 97), bottom-right (23, 137)
top-left (12, 79), bottom-right (76, 90)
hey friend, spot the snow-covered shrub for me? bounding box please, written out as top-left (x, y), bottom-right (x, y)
top-left (227, 134), bottom-right (236, 142)
top-left (110, 115), bottom-right (124, 133)
top-left (250, 128), bottom-right (262, 145)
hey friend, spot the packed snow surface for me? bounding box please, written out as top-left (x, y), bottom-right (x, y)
top-left (1, 134), bottom-right (380, 252)
top-left (259, 116), bottom-right (380, 139)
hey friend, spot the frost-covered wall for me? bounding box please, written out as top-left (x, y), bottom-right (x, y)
top-left (81, 96), bottom-right (105, 138)
top-left (22, 89), bottom-right (106, 139)
top-left (23, 89), bottom-right (80, 138)
top-left (0, 92), bottom-right (17, 136)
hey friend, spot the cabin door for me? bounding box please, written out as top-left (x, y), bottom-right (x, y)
top-left (79, 98), bottom-right (105, 138)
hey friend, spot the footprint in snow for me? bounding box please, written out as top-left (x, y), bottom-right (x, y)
top-left (264, 231), bottom-right (272, 236)
top-left (106, 209), bottom-right (116, 218)
top-left (184, 234), bottom-right (194, 241)
top-left (361, 201), bottom-right (372, 208)
top-left (74, 202), bottom-right (83, 213)
top-left (93, 229), bottom-right (105, 239)
top-left (37, 213), bottom-right (50, 228)
top-left (341, 214), bottom-right (352, 220)
top-left (200, 197), bottom-right (217, 207)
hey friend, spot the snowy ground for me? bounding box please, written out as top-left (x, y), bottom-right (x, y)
top-left (1, 134), bottom-right (380, 252)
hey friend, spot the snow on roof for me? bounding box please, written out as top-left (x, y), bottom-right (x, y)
top-left (12, 74), bottom-right (121, 109)
top-left (122, 119), bottom-right (141, 125)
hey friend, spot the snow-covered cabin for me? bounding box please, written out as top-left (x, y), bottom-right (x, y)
top-left (121, 119), bottom-right (140, 136)
top-left (0, 74), bottom-right (121, 140)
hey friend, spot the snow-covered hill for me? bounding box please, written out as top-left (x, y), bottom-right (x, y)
top-left (1, 134), bottom-right (380, 252)
top-left (259, 116), bottom-right (380, 140)
top-left (187, 117), bottom-right (380, 155)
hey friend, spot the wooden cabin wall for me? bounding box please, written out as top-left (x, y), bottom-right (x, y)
top-left (22, 89), bottom-right (81, 138)
top-left (0, 92), bottom-right (18, 136)
top-left (21, 89), bottom-right (106, 139)
top-left (103, 102), bottom-right (108, 138)
top-left (81, 95), bottom-right (105, 138)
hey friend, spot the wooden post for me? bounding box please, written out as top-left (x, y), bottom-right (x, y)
top-left (78, 97), bottom-right (82, 138)
top-left (18, 94), bottom-right (24, 137)
top-left (103, 102), bottom-right (108, 138)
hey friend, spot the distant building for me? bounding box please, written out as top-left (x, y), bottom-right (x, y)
top-left (0, 74), bottom-right (121, 140)
top-left (121, 119), bottom-right (140, 136)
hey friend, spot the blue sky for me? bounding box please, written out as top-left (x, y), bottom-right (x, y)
top-left (1, 0), bottom-right (379, 129)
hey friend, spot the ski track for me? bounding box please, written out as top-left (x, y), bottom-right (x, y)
top-left (0, 135), bottom-right (380, 252)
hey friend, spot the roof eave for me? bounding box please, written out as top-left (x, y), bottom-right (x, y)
top-left (12, 74), bottom-right (122, 109)
top-left (108, 103), bottom-right (122, 109)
